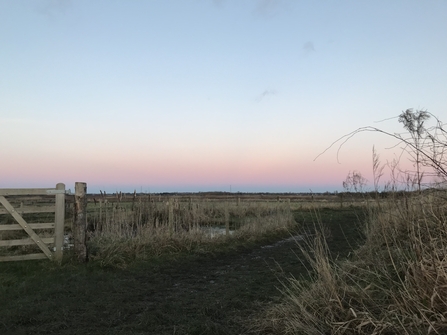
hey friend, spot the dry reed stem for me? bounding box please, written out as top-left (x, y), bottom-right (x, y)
top-left (84, 198), bottom-right (296, 267)
top-left (256, 193), bottom-right (447, 335)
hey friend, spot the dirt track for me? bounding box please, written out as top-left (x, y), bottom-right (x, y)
top-left (125, 235), bottom-right (307, 335)
top-left (1, 208), bottom-right (363, 335)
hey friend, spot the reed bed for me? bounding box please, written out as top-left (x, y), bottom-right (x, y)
top-left (256, 191), bottom-right (447, 335)
top-left (82, 196), bottom-right (296, 267)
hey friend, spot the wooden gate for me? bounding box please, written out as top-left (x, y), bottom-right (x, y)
top-left (0, 183), bottom-right (66, 262)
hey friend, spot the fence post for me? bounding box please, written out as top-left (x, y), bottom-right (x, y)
top-left (73, 182), bottom-right (88, 262)
top-left (54, 183), bottom-right (65, 263)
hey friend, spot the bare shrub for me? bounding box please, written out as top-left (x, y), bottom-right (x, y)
top-left (256, 110), bottom-right (447, 334)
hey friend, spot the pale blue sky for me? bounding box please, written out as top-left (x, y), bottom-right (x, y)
top-left (1, 0), bottom-right (446, 193)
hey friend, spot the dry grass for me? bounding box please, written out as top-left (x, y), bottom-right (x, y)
top-left (256, 191), bottom-right (447, 335)
top-left (84, 197), bottom-right (296, 267)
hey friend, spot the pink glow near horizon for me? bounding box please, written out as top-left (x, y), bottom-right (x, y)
top-left (1, 1), bottom-right (446, 193)
top-left (0, 124), bottom-right (419, 192)
top-left (2, 149), bottom-right (378, 192)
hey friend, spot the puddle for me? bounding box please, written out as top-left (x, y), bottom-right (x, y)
top-left (201, 227), bottom-right (235, 238)
top-left (52, 234), bottom-right (74, 252)
top-left (64, 234), bottom-right (74, 250)
top-left (261, 235), bottom-right (304, 249)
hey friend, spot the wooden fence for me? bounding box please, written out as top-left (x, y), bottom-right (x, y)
top-left (0, 183), bottom-right (66, 262)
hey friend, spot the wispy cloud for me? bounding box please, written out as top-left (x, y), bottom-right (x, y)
top-left (210, 0), bottom-right (289, 18)
top-left (253, 0), bottom-right (289, 18)
top-left (303, 41), bottom-right (315, 54)
top-left (211, 0), bottom-right (225, 7)
top-left (256, 89), bottom-right (277, 102)
top-left (33, 0), bottom-right (71, 18)
top-left (300, 41), bottom-right (316, 59)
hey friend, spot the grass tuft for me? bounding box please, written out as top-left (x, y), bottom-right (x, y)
top-left (256, 192), bottom-right (447, 334)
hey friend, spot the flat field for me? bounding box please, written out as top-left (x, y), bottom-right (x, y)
top-left (0, 193), bottom-right (366, 335)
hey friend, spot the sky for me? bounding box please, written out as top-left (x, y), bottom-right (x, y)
top-left (1, 0), bottom-right (446, 193)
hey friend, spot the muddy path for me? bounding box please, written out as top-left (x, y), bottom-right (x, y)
top-left (1, 208), bottom-right (363, 335)
top-left (128, 235), bottom-right (307, 335)
top-left (0, 235), bottom-right (308, 335)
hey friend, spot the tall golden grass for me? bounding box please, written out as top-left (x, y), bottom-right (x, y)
top-left (84, 197), bottom-right (295, 267)
top-left (257, 191), bottom-right (447, 334)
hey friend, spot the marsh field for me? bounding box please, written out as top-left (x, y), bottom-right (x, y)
top-left (1, 191), bottom-right (446, 334)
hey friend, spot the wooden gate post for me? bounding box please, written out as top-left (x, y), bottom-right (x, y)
top-left (73, 182), bottom-right (88, 262)
top-left (54, 183), bottom-right (65, 263)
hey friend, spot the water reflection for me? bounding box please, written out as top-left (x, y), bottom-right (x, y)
top-left (201, 226), bottom-right (235, 238)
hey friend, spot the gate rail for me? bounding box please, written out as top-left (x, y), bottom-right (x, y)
top-left (0, 183), bottom-right (65, 262)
